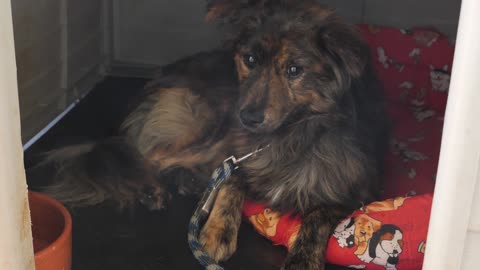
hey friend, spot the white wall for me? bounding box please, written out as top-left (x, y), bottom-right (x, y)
top-left (110, 0), bottom-right (462, 67)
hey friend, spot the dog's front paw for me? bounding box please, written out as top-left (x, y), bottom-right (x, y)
top-left (199, 219), bottom-right (237, 262)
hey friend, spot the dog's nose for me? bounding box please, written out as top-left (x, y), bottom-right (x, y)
top-left (240, 106), bottom-right (264, 127)
top-left (393, 250), bottom-right (398, 254)
top-left (360, 230), bottom-right (366, 235)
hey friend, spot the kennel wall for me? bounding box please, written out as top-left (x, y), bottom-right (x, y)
top-left (12, 0), bottom-right (462, 145)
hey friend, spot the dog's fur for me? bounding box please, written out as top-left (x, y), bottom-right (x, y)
top-left (42, 1), bottom-right (389, 269)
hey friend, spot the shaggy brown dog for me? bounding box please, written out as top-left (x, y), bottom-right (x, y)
top-left (44, 1), bottom-right (389, 269)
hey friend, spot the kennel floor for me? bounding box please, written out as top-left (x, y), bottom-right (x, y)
top-left (25, 77), bottom-right (352, 270)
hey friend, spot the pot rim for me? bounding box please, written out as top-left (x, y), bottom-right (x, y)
top-left (30, 191), bottom-right (72, 259)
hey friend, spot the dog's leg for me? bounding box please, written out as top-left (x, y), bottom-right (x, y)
top-left (283, 207), bottom-right (349, 270)
top-left (199, 179), bottom-right (244, 262)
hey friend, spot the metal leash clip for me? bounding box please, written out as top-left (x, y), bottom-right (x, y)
top-left (198, 146), bottom-right (268, 215)
top-left (223, 146), bottom-right (267, 170)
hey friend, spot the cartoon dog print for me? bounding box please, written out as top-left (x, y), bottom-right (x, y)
top-left (377, 47), bottom-right (390, 69)
top-left (398, 81), bottom-right (414, 102)
top-left (399, 81), bottom-right (414, 90)
top-left (414, 30), bottom-right (440, 47)
top-left (410, 88), bottom-right (427, 107)
top-left (368, 225), bottom-right (404, 270)
top-left (430, 64), bottom-right (451, 92)
top-left (249, 208), bottom-right (301, 249)
top-left (353, 214), bottom-right (382, 256)
top-left (333, 217), bottom-right (356, 248)
top-left (248, 208), bottom-right (281, 238)
top-left (409, 48), bottom-right (421, 64)
top-left (362, 197), bottom-right (407, 213)
top-left (348, 265), bottom-right (366, 269)
top-left (391, 139), bottom-right (428, 162)
top-left (377, 47), bottom-right (405, 71)
top-left (418, 241), bottom-right (427, 254)
top-left (413, 108), bottom-right (436, 122)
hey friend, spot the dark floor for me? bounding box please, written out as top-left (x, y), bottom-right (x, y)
top-left (25, 77), bottom-right (347, 270)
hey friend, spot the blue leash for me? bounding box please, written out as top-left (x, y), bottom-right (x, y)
top-left (188, 148), bottom-right (267, 270)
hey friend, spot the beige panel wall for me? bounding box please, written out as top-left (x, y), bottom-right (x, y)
top-left (11, 0), bottom-right (105, 143)
top-left (364, 0), bottom-right (462, 40)
top-left (110, 0), bottom-right (462, 68)
top-left (112, 0), bottom-right (221, 66)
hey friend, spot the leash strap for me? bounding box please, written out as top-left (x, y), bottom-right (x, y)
top-left (188, 159), bottom-right (235, 270)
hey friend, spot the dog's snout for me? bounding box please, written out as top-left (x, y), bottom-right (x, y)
top-left (393, 250), bottom-right (398, 254)
top-left (360, 230), bottom-right (366, 235)
top-left (240, 106), bottom-right (264, 127)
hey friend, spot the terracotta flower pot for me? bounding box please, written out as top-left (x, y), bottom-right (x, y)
top-left (29, 191), bottom-right (72, 270)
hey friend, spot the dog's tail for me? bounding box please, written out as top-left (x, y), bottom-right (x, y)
top-left (39, 137), bottom-right (167, 210)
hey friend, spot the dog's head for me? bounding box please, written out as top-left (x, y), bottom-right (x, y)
top-left (368, 224), bottom-right (404, 265)
top-left (380, 229), bottom-right (404, 255)
top-left (248, 208), bottom-right (281, 237)
top-left (206, 0), bottom-right (370, 133)
top-left (354, 214), bottom-right (382, 246)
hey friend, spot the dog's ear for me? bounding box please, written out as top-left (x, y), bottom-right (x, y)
top-left (205, 0), bottom-right (237, 22)
top-left (380, 232), bottom-right (394, 241)
top-left (370, 218), bottom-right (382, 231)
top-left (315, 20), bottom-right (369, 79)
top-left (205, 0), bottom-right (267, 23)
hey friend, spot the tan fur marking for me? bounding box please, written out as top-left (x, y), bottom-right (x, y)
top-left (304, 4), bottom-right (333, 19)
top-left (205, 3), bottom-right (229, 22)
top-left (123, 88), bottom-right (214, 157)
top-left (234, 53), bottom-right (250, 81)
top-left (148, 140), bottom-right (227, 172)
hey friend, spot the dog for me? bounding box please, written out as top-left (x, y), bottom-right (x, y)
top-left (353, 214), bottom-right (382, 257)
top-left (42, 1), bottom-right (389, 269)
top-left (429, 64), bottom-right (450, 92)
top-left (362, 197), bottom-right (407, 213)
top-left (367, 225), bottom-right (404, 270)
top-left (333, 218), bottom-right (356, 248)
top-left (248, 208), bottom-right (282, 238)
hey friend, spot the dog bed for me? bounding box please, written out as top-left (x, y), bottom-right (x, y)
top-left (242, 24), bottom-right (454, 269)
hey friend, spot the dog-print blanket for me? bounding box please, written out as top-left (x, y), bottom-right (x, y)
top-left (243, 194), bottom-right (432, 270)
top-left (356, 24), bottom-right (454, 199)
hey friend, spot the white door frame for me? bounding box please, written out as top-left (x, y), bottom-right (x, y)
top-left (0, 1), bottom-right (35, 269)
top-left (423, 0), bottom-right (480, 269)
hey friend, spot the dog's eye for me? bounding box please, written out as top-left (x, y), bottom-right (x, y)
top-left (287, 65), bottom-right (303, 78)
top-left (244, 54), bottom-right (257, 69)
